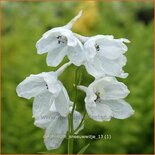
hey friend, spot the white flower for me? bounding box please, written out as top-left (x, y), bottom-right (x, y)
top-left (78, 77), bottom-right (134, 121)
top-left (16, 62), bottom-right (71, 117)
top-left (35, 104), bottom-right (83, 150)
top-left (36, 11), bottom-right (85, 67)
top-left (75, 34), bottom-right (130, 78)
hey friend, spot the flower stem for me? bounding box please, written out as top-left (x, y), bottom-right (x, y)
top-left (68, 114), bottom-right (73, 154)
top-left (68, 67), bottom-right (80, 154)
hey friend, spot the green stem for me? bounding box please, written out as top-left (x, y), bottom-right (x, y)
top-left (71, 67), bottom-right (79, 115)
top-left (68, 114), bottom-right (73, 154)
top-left (68, 67), bottom-right (79, 154)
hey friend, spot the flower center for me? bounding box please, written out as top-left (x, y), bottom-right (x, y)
top-left (45, 84), bottom-right (48, 90)
top-left (57, 35), bottom-right (67, 44)
top-left (95, 44), bottom-right (100, 51)
top-left (94, 92), bottom-right (101, 103)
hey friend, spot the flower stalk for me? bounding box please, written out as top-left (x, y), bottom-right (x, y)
top-left (68, 67), bottom-right (82, 154)
top-left (16, 10), bottom-right (134, 153)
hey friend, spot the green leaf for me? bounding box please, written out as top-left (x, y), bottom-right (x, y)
top-left (77, 143), bottom-right (90, 154)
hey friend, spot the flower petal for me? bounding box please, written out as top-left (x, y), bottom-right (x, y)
top-left (73, 111), bottom-right (83, 131)
top-left (46, 46), bottom-right (67, 67)
top-left (42, 73), bottom-right (61, 96)
top-left (116, 55), bottom-right (127, 66)
top-left (84, 61), bottom-right (104, 78)
top-left (36, 33), bottom-right (59, 54)
top-left (98, 39), bottom-right (128, 60)
top-left (67, 39), bottom-right (85, 66)
top-left (91, 77), bottom-right (130, 100)
top-left (32, 91), bottom-right (54, 118)
top-left (86, 102), bottom-right (112, 121)
top-left (84, 35), bottom-right (114, 61)
top-left (54, 85), bottom-right (70, 117)
top-left (34, 111), bottom-right (58, 129)
top-left (65, 33), bottom-right (77, 47)
top-left (16, 74), bottom-right (47, 99)
top-left (103, 99), bottom-right (134, 119)
top-left (85, 55), bottom-right (126, 78)
top-left (84, 40), bottom-right (97, 60)
top-left (44, 115), bottom-right (68, 150)
top-left (98, 56), bottom-right (124, 77)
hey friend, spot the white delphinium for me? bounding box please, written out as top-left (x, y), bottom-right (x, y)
top-left (16, 10), bottom-right (134, 153)
top-left (36, 104), bottom-right (83, 150)
top-left (78, 77), bottom-right (134, 121)
top-left (16, 62), bottom-right (71, 117)
top-left (75, 34), bottom-right (130, 79)
top-left (36, 11), bottom-right (85, 67)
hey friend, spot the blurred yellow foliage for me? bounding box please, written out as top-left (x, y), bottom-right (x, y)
top-left (73, 1), bottom-right (99, 34)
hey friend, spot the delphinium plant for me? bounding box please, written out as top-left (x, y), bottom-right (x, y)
top-left (16, 11), bottom-right (134, 154)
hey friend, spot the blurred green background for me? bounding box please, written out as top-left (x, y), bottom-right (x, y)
top-left (2, 1), bottom-right (154, 154)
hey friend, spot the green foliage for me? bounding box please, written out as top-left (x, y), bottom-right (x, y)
top-left (2, 1), bottom-right (154, 154)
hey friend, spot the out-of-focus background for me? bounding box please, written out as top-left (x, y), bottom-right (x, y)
top-left (2, 1), bottom-right (154, 154)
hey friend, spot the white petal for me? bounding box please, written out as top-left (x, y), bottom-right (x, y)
top-left (89, 35), bottom-right (114, 42)
top-left (114, 55), bottom-right (128, 78)
top-left (84, 34), bottom-right (114, 60)
top-left (91, 78), bottom-right (130, 100)
top-left (67, 39), bottom-right (85, 66)
top-left (84, 40), bottom-right (97, 60)
top-left (66, 34), bottom-right (77, 47)
top-left (42, 27), bottom-right (72, 39)
top-left (98, 39), bottom-right (128, 60)
top-left (84, 60), bottom-right (105, 78)
top-left (42, 73), bottom-right (61, 96)
top-left (73, 111), bottom-right (83, 131)
top-left (44, 115), bottom-right (68, 150)
top-left (46, 46), bottom-right (67, 67)
top-left (36, 33), bottom-right (59, 54)
top-left (115, 55), bottom-right (128, 78)
top-left (103, 99), bottom-right (134, 119)
top-left (43, 27), bottom-right (66, 37)
top-left (54, 85), bottom-right (70, 117)
top-left (85, 56), bottom-right (123, 78)
top-left (49, 102), bottom-right (57, 112)
top-left (16, 74), bottom-right (47, 99)
top-left (86, 102), bottom-right (112, 122)
top-left (32, 91), bottom-right (54, 118)
top-left (34, 111), bottom-right (58, 129)
top-left (116, 55), bottom-right (127, 66)
top-left (99, 56), bottom-right (122, 75)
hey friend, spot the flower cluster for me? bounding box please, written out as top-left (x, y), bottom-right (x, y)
top-left (16, 11), bottom-right (134, 151)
